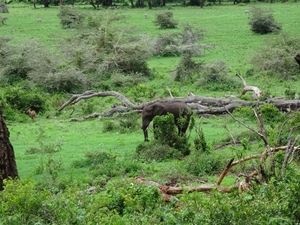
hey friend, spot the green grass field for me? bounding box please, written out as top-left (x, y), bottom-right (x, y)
top-left (1, 1), bottom-right (299, 182)
top-left (1, 2), bottom-right (300, 223)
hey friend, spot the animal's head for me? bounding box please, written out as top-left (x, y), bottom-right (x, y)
top-left (141, 103), bottom-right (166, 129)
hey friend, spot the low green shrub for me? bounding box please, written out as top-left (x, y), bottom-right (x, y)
top-left (249, 7), bottom-right (281, 34)
top-left (251, 33), bottom-right (300, 78)
top-left (153, 114), bottom-right (191, 156)
top-left (185, 151), bottom-right (225, 176)
top-left (260, 103), bottom-right (285, 124)
top-left (154, 11), bottom-right (178, 29)
top-left (193, 126), bottom-right (210, 153)
top-left (3, 86), bottom-right (47, 115)
top-left (57, 7), bottom-right (85, 29)
top-left (232, 106), bottom-right (256, 121)
top-left (194, 61), bottom-right (240, 91)
top-left (135, 142), bottom-right (180, 162)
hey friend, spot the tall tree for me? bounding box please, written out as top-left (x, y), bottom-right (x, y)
top-left (0, 105), bottom-right (18, 190)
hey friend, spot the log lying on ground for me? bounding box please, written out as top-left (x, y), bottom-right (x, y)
top-left (57, 91), bottom-right (300, 121)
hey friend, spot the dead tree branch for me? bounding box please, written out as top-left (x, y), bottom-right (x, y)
top-left (57, 90), bottom-right (300, 121)
top-left (281, 125), bottom-right (300, 178)
top-left (236, 72), bottom-right (263, 98)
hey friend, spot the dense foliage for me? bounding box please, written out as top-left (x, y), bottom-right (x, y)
top-left (251, 33), bottom-right (300, 78)
top-left (248, 6), bottom-right (281, 34)
top-left (1, 171), bottom-right (300, 224)
top-left (153, 11), bottom-right (178, 29)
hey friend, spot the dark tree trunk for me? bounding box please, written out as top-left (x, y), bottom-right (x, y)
top-left (200, 0), bottom-right (204, 8)
top-left (295, 54), bottom-right (300, 66)
top-left (0, 106), bottom-right (18, 191)
top-left (90, 1), bottom-right (97, 9)
top-left (44, 0), bottom-right (50, 7)
top-left (130, 0), bottom-right (135, 7)
top-left (147, 1), bottom-right (152, 9)
top-left (53, 0), bottom-right (60, 6)
top-left (102, 0), bottom-right (112, 6)
top-left (43, 0), bottom-right (51, 7)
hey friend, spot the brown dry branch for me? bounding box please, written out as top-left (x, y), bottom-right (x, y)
top-left (135, 144), bottom-right (299, 199)
top-left (216, 157), bottom-right (235, 186)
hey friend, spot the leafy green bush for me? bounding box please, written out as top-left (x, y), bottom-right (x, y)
top-left (0, 0), bottom-right (8, 13)
top-left (251, 33), bottom-right (300, 78)
top-left (232, 106), bottom-right (256, 121)
top-left (57, 7), bottom-right (85, 29)
top-left (72, 151), bottom-right (142, 179)
top-left (153, 24), bottom-right (205, 57)
top-left (154, 11), bottom-right (178, 29)
top-left (260, 103), bottom-right (285, 124)
top-left (193, 126), bottom-right (210, 153)
top-left (173, 53), bottom-right (203, 82)
top-left (249, 7), bottom-right (281, 34)
top-left (195, 61), bottom-right (240, 91)
top-left (153, 114), bottom-right (191, 156)
top-left (135, 142), bottom-right (179, 162)
top-left (284, 88), bottom-right (296, 100)
top-left (0, 179), bottom-right (51, 224)
top-left (185, 151), bottom-right (225, 176)
top-left (61, 11), bottom-right (153, 79)
top-left (3, 86), bottom-right (47, 114)
top-left (30, 67), bottom-right (87, 93)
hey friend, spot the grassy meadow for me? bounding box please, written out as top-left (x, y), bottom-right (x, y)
top-left (1, 0), bottom-right (299, 182)
top-left (1, 2), bottom-right (300, 223)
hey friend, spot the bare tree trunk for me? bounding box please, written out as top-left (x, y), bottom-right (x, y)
top-left (0, 106), bottom-right (19, 190)
top-left (295, 54), bottom-right (300, 66)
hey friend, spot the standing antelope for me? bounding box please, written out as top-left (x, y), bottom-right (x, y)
top-left (27, 108), bottom-right (36, 121)
top-left (36, 18), bottom-right (42, 22)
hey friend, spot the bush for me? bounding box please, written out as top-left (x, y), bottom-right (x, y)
top-left (232, 106), bottom-right (256, 121)
top-left (249, 7), bottom-right (281, 34)
top-left (194, 61), bottom-right (240, 91)
top-left (0, 39), bottom-right (67, 90)
top-left (30, 67), bottom-right (87, 93)
top-left (185, 151), bottom-right (225, 176)
top-left (135, 142), bottom-right (181, 162)
top-left (0, 0), bottom-right (8, 13)
top-left (193, 126), bottom-right (210, 153)
top-left (153, 24), bottom-right (205, 57)
top-left (251, 33), bottom-right (300, 78)
top-left (260, 103), bottom-right (285, 124)
top-left (154, 11), bottom-right (178, 29)
top-left (3, 86), bottom-right (47, 114)
top-left (62, 11), bottom-right (153, 78)
top-left (57, 7), bottom-right (85, 29)
top-left (173, 53), bottom-right (203, 82)
top-left (153, 114), bottom-right (191, 156)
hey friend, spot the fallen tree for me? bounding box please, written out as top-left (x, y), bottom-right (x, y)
top-left (57, 90), bottom-right (300, 121)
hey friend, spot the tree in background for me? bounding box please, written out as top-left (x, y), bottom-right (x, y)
top-left (0, 105), bottom-right (18, 190)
